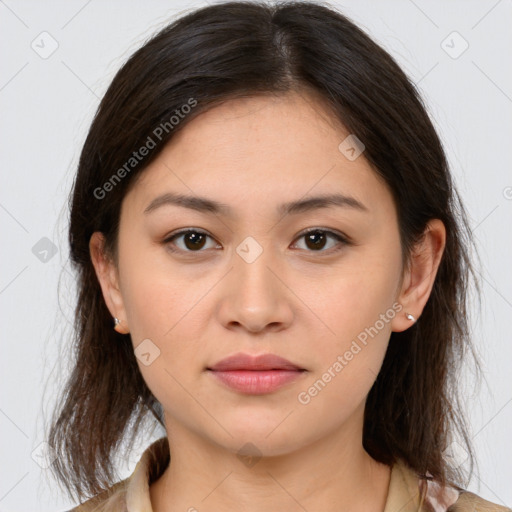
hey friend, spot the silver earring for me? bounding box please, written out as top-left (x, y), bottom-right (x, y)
top-left (114, 317), bottom-right (120, 326)
top-left (405, 312), bottom-right (416, 322)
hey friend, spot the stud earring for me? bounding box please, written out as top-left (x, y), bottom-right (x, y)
top-left (113, 317), bottom-right (128, 334)
top-left (405, 312), bottom-right (416, 322)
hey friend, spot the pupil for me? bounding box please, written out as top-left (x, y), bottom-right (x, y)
top-left (306, 231), bottom-right (326, 250)
top-left (185, 232), bottom-right (205, 250)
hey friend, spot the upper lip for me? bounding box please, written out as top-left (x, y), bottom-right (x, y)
top-left (207, 352), bottom-right (305, 371)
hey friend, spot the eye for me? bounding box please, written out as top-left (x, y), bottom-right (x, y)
top-left (163, 228), bottom-right (350, 254)
top-left (292, 228), bottom-right (350, 253)
top-left (163, 229), bottom-right (220, 253)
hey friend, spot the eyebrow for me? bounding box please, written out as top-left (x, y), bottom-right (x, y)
top-left (143, 191), bottom-right (369, 217)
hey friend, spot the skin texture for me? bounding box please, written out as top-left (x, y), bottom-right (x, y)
top-left (90, 91), bottom-right (446, 512)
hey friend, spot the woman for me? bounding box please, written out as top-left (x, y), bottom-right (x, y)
top-left (48, 1), bottom-right (510, 511)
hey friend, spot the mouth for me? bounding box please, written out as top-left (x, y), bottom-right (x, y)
top-left (206, 352), bottom-right (307, 394)
top-left (206, 352), bottom-right (306, 372)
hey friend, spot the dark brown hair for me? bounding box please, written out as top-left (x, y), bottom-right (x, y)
top-left (47, 0), bottom-right (482, 503)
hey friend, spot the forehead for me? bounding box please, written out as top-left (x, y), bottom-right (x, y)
top-left (122, 92), bottom-right (394, 221)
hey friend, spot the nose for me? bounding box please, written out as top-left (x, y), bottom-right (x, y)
top-left (215, 245), bottom-right (294, 334)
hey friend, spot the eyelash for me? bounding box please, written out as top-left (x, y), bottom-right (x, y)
top-left (162, 228), bottom-right (351, 255)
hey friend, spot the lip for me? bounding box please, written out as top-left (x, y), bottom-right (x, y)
top-left (207, 352), bottom-right (305, 372)
top-left (206, 352), bottom-right (307, 395)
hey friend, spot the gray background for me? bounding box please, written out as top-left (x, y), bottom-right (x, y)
top-left (1, 0), bottom-right (511, 510)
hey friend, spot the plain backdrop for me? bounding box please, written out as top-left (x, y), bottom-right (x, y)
top-left (1, 0), bottom-right (511, 510)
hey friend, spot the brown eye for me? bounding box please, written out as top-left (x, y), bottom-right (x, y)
top-left (164, 229), bottom-right (219, 252)
top-left (304, 231), bottom-right (328, 250)
top-left (163, 228), bottom-right (350, 255)
top-left (182, 232), bottom-right (207, 250)
top-left (293, 229), bottom-right (349, 253)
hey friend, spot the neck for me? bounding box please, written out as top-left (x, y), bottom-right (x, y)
top-left (150, 406), bottom-right (391, 512)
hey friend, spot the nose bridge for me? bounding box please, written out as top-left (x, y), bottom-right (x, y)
top-left (216, 234), bottom-right (293, 332)
top-left (233, 234), bottom-right (279, 304)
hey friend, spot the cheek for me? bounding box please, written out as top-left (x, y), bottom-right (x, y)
top-left (123, 269), bottom-right (206, 418)
top-left (295, 277), bottom-right (396, 423)
top-left (299, 243), bottom-right (401, 393)
top-left (118, 240), bottom-right (200, 340)
top-left (310, 253), bottom-right (400, 342)
top-left (118, 242), bottom-right (211, 354)
top-left (117, 254), bottom-right (206, 407)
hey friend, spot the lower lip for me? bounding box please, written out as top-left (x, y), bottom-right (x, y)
top-left (207, 369), bottom-right (306, 394)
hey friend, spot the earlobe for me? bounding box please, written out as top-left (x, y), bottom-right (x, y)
top-left (391, 219), bottom-right (446, 333)
top-left (405, 312), bottom-right (416, 322)
top-left (113, 316), bottom-right (130, 335)
top-left (89, 232), bottom-right (130, 334)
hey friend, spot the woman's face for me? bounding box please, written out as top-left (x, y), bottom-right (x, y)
top-left (94, 91), bottom-right (413, 456)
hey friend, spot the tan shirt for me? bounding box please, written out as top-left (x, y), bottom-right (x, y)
top-left (69, 437), bottom-right (510, 511)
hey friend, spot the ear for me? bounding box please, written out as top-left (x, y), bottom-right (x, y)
top-left (89, 231), bottom-right (130, 334)
top-left (391, 219), bottom-right (446, 332)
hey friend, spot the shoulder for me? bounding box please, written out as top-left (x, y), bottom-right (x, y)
top-left (392, 458), bottom-right (511, 512)
top-left (65, 478), bottom-right (128, 512)
top-left (65, 436), bottom-right (169, 511)
top-left (415, 466), bottom-right (511, 512)
top-left (449, 490), bottom-right (512, 511)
